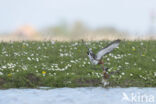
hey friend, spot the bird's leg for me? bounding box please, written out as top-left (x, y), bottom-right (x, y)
top-left (99, 60), bottom-right (119, 79)
top-left (99, 60), bottom-right (108, 71)
top-left (99, 60), bottom-right (109, 79)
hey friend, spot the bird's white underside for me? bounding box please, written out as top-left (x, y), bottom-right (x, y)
top-left (88, 53), bottom-right (99, 65)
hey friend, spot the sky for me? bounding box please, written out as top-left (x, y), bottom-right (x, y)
top-left (0, 0), bottom-right (156, 34)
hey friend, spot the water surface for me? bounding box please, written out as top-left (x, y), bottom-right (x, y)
top-left (0, 87), bottom-right (156, 104)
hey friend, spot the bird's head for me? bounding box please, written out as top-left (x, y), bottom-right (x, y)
top-left (87, 48), bottom-right (92, 55)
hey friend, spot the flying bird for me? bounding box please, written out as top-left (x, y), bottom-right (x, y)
top-left (83, 39), bottom-right (121, 79)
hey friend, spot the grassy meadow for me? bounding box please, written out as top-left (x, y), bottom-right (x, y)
top-left (0, 40), bottom-right (156, 89)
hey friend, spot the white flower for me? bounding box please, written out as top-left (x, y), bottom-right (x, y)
top-left (143, 77), bottom-right (147, 80)
top-left (119, 75), bottom-right (122, 78)
top-left (114, 56), bottom-right (117, 59)
top-left (132, 46), bottom-right (135, 49)
top-left (84, 58), bottom-right (88, 61)
top-left (36, 58), bottom-right (39, 62)
top-left (60, 53), bottom-right (64, 57)
top-left (70, 60), bottom-right (75, 63)
top-left (31, 54), bottom-right (34, 56)
top-left (0, 72), bottom-right (3, 75)
top-left (107, 62), bottom-right (110, 65)
top-left (27, 57), bottom-right (31, 61)
top-left (22, 65), bottom-right (27, 70)
top-left (139, 75), bottom-right (143, 78)
top-left (118, 66), bottom-right (121, 68)
top-left (152, 59), bottom-right (155, 62)
top-left (51, 41), bottom-right (55, 44)
top-left (125, 62), bottom-right (129, 65)
top-left (64, 53), bottom-right (68, 56)
top-left (72, 42), bottom-right (78, 46)
top-left (140, 42), bottom-right (143, 45)
top-left (121, 72), bottom-right (125, 75)
top-left (37, 47), bottom-right (41, 50)
top-left (107, 58), bottom-right (110, 61)
top-left (59, 49), bottom-right (62, 52)
top-left (2, 66), bottom-right (7, 69)
top-left (130, 73), bottom-right (133, 76)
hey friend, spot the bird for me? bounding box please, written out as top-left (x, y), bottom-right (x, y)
top-left (83, 39), bottom-right (121, 79)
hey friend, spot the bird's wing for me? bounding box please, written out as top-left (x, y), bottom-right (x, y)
top-left (96, 39), bottom-right (121, 60)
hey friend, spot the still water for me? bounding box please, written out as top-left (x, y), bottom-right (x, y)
top-left (0, 87), bottom-right (156, 104)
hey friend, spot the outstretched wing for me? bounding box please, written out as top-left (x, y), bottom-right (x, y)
top-left (96, 39), bottom-right (121, 60)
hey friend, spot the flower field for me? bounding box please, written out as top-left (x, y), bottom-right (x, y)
top-left (0, 40), bottom-right (156, 88)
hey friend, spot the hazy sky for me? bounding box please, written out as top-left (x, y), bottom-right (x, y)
top-left (0, 0), bottom-right (156, 34)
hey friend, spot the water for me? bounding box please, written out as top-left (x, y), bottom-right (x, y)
top-left (0, 87), bottom-right (156, 104)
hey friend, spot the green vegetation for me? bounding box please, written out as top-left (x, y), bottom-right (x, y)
top-left (0, 40), bottom-right (156, 89)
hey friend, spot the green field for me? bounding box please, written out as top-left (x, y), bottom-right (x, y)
top-left (0, 40), bottom-right (156, 89)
